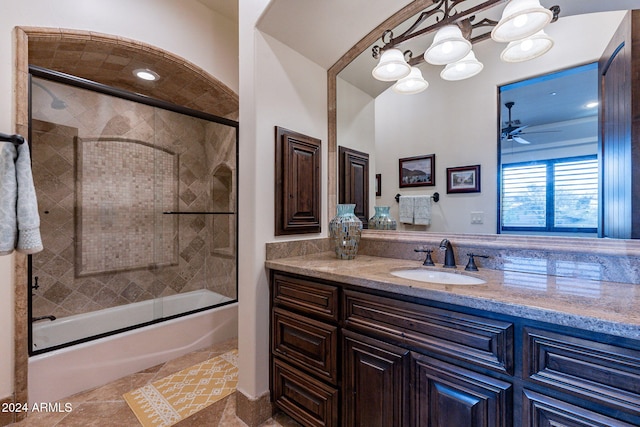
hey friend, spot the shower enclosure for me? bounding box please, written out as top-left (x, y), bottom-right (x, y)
top-left (28, 66), bottom-right (238, 354)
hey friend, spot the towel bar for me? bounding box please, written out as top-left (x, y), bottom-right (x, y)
top-left (0, 132), bottom-right (25, 145)
top-left (395, 192), bottom-right (439, 203)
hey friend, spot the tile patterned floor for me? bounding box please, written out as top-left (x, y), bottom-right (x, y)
top-left (9, 339), bottom-right (300, 427)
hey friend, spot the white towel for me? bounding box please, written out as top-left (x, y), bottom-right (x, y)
top-left (399, 195), bottom-right (415, 224)
top-left (413, 195), bottom-right (432, 225)
top-left (0, 141), bottom-right (43, 255)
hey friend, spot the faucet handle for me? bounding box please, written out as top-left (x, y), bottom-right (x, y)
top-left (465, 253), bottom-right (489, 271)
top-left (414, 247), bottom-right (435, 266)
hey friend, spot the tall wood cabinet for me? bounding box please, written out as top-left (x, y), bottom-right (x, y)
top-left (269, 270), bottom-right (640, 427)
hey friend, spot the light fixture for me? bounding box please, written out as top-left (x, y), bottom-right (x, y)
top-left (440, 51), bottom-right (484, 81)
top-left (372, 48), bottom-right (411, 81)
top-left (133, 68), bottom-right (160, 81)
top-left (369, 0), bottom-right (560, 94)
top-left (500, 30), bottom-right (554, 62)
top-left (424, 25), bottom-right (472, 65)
top-left (491, 0), bottom-right (553, 43)
top-left (393, 67), bottom-right (429, 94)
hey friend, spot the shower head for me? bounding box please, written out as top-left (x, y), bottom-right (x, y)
top-left (50, 97), bottom-right (67, 110)
top-left (32, 80), bottom-right (67, 110)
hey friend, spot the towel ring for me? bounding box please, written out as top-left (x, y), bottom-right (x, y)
top-left (395, 192), bottom-right (439, 203)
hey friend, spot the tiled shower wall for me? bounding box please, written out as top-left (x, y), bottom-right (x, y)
top-left (30, 78), bottom-right (237, 320)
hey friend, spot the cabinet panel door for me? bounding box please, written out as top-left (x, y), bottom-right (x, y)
top-left (342, 329), bottom-right (410, 427)
top-left (413, 353), bottom-right (512, 427)
top-left (523, 389), bottom-right (637, 427)
top-left (275, 126), bottom-right (321, 235)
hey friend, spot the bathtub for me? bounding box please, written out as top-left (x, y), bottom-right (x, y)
top-left (29, 290), bottom-right (238, 403)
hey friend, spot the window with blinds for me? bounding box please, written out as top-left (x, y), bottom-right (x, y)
top-left (501, 156), bottom-right (598, 233)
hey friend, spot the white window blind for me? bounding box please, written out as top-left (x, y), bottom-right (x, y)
top-left (553, 159), bottom-right (598, 228)
top-left (501, 157), bottom-right (598, 232)
top-left (502, 164), bottom-right (547, 227)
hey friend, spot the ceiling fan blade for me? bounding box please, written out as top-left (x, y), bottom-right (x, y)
top-left (513, 136), bottom-right (531, 144)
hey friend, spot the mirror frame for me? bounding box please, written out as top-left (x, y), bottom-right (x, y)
top-left (326, 1), bottom-right (640, 253)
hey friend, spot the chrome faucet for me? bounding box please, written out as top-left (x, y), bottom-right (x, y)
top-left (32, 315), bottom-right (56, 322)
top-left (439, 239), bottom-right (456, 268)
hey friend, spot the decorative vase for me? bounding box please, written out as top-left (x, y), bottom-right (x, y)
top-left (329, 204), bottom-right (363, 260)
top-left (368, 206), bottom-right (397, 230)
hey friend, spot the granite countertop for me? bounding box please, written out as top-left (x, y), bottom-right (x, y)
top-left (265, 252), bottom-right (640, 340)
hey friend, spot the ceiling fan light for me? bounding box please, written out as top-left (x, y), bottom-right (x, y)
top-left (393, 66), bottom-right (429, 94)
top-left (440, 51), bottom-right (483, 81)
top-left (500, 30), bottom-right (554, 62)
top-left (372, 48), bottom-right (411, 81)
top-left (491, 0), bottom-right (552, 43)
top-left (424, 25), bottom-right (471, 65)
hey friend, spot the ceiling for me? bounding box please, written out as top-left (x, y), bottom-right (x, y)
top-left (197, 0), bottom-right (238, 21)
top-left (257, 0), bottom-right (639, 72)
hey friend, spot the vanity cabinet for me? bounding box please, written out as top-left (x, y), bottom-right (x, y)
top-left (268, 270), bottom-right (640, 427)
top-left (270, 273), bottom-right (339, 427)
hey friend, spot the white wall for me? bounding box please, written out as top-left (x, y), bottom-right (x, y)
top-left (373, 11), bottom-right (625, 234)
top-left (336, 78), bottom-right (376, 215)
top-left (0, 0), bottom-right (237, 400)
top-left (238, 0), bottom-right (328, 397)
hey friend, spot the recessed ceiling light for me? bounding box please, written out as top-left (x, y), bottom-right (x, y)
top-left (133, 68), bottom-right (159, 81)
top-left (586, 101), bottom-right (598, 108)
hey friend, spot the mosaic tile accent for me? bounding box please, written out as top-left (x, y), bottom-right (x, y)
top-left (76, 138), bottom-right (178, 275)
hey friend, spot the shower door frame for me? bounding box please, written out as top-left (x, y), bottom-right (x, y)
top-left (27, 65), bottom-right (239, 356)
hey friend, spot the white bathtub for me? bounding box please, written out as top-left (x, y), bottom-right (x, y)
top-left (29, 290), bottom-right (238, 403)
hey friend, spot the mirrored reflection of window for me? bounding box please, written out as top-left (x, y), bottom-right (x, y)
top-left (499, 63), bottom-right (598, 237)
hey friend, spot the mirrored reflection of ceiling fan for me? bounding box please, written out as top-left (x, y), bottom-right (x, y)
top-left (501, 101), bottom-right (533, 144)
top-left (501, 101), bottom-right (559, 145)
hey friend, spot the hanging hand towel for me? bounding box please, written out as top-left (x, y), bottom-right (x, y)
top-left (399, 195), bottom-right (415, 224)
top-left (0, 141), bottom-right (43, 255)
top-left (413, 195), bottom-right (432, 226)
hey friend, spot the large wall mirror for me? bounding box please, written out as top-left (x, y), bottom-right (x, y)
top-left (330, 0), bottom-right (638, 241)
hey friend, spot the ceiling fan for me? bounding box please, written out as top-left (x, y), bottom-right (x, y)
top-left (501, 101), bottom-right (532, 144)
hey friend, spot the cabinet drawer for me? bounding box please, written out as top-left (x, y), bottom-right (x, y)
top-left (273, 307), bottom-right (338, 383)
top-left (524, 327), bottom-right (640, 415)
top-left (273, 273), bottom-right (339, 322)
top-left (273, 358), bottom-right (339, 427)
top-left (343, 290), bottom-right (514, 374)
top-left (523, 389), bottom-right (637, 427)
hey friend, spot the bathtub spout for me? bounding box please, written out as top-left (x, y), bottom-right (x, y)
top-left (32, 315), bottom-right (56, 322)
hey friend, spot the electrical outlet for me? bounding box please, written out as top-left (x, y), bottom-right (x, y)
top-left (471, 211), bottom-right (484, 224)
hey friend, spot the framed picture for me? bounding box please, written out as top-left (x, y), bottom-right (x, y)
top-left (399, 154), bottom-right (435, 188)
top-left (375, 173), bottom-right (381, 196)
top-left (446, 164), bottom-right (481, 193)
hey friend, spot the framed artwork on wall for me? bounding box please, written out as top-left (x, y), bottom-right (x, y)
top-left (399, 154), bottom-right (435, 188)
top-left (375, 173), bottom-right (381, 196)
top-left (446, 164), bottom-right (481, 193)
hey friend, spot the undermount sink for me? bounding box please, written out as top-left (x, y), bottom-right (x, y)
top-left (391, 269), bottom-right (486, 285)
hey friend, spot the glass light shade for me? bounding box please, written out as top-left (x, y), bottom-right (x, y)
top-left (440, 51), bottom-right (484, 81)
top-left (424, 25), bottom-right (471, 65)
top-left (500, 30), bottom-right (554, 62)
top-left (491, 0), bottom-right (552, 42)
top-left (372, 48), bottom-right (411, 81)
top-left (393, 67), bottom-right (429, 94)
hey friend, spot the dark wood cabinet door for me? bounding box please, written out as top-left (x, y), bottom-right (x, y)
top-left (338, 146), bottom-right (369, 226)
top-left (412, 353), bottom-right (512, 427)
top-left (523, 389), bottom-right (638, 427)
top-left (275, 127), bottom-right (321, 235)
top-left (342, 329), bottom-right (410, 427)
